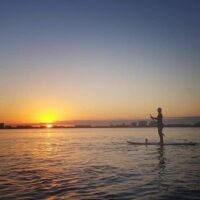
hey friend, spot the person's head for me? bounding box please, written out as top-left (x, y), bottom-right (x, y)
top-left (157, 107), bottom-right (162, 113)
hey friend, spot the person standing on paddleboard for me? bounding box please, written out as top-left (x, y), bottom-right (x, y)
top-left (150, 107), bottom-right (164, 145)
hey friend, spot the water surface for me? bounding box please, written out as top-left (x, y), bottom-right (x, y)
top-left (0, 128), bottom-right (200, 199)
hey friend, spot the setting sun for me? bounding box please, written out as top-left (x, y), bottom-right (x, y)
top-left (46, 124), bottom-right (53, 128)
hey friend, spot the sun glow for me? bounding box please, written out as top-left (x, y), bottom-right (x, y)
top-left (46, 124), bottom-right (53, 128)
top-left (35, 110), bottom-right (58, 124)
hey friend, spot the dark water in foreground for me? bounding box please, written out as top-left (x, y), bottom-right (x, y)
top-left (0, 128), bottom-right (200, 200)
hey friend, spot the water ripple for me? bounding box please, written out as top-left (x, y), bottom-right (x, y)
top-left (0, 128), bottom-right (200, 199)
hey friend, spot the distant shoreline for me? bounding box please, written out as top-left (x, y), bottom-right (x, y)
top-left (1, 125), bottom-right (200, 130)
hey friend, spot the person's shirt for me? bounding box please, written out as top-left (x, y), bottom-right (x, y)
top-left (157, 113), bottom-right (163, 127)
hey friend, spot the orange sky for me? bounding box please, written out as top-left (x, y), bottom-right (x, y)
top-left (1, 94), bottom-right (199, 124)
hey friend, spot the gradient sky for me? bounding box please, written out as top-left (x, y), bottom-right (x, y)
top-left (0, 0), bottom-right (200, 123)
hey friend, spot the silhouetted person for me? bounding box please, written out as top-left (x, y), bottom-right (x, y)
top-left (150, 108), bottom-right (164, 145)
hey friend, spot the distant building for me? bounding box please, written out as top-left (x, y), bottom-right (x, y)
top-left (138, 121), bottom-right (148, 127)
top-left (0, 123), bottom-right (4, 129)
top-left (166, 124), bottom-right (189, 127)
top-left (194, 121), bottom-right (200, 127)
top-left (131, 122), bottom-right (137, 127)
top-left (115, 123), bottom-right (127, 127)
top-left (74, 124), bottom-right (91, 128)
top-left (122, 122), bottom-right (126, 127)
top-left (149, 121), bottom-right (157, 127)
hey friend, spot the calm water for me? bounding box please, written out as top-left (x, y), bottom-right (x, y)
top-left (0, 128), bottom-right (200, 200)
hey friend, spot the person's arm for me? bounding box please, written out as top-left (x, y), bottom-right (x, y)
top-left (150, 114), bottom-right (157, 120)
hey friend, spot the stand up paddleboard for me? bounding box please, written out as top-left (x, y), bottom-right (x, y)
top-left (127, 141), bottom-right (197, 146)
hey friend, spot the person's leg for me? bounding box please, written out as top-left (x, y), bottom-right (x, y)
top-left (158, 127), bottom-right (164, 145)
